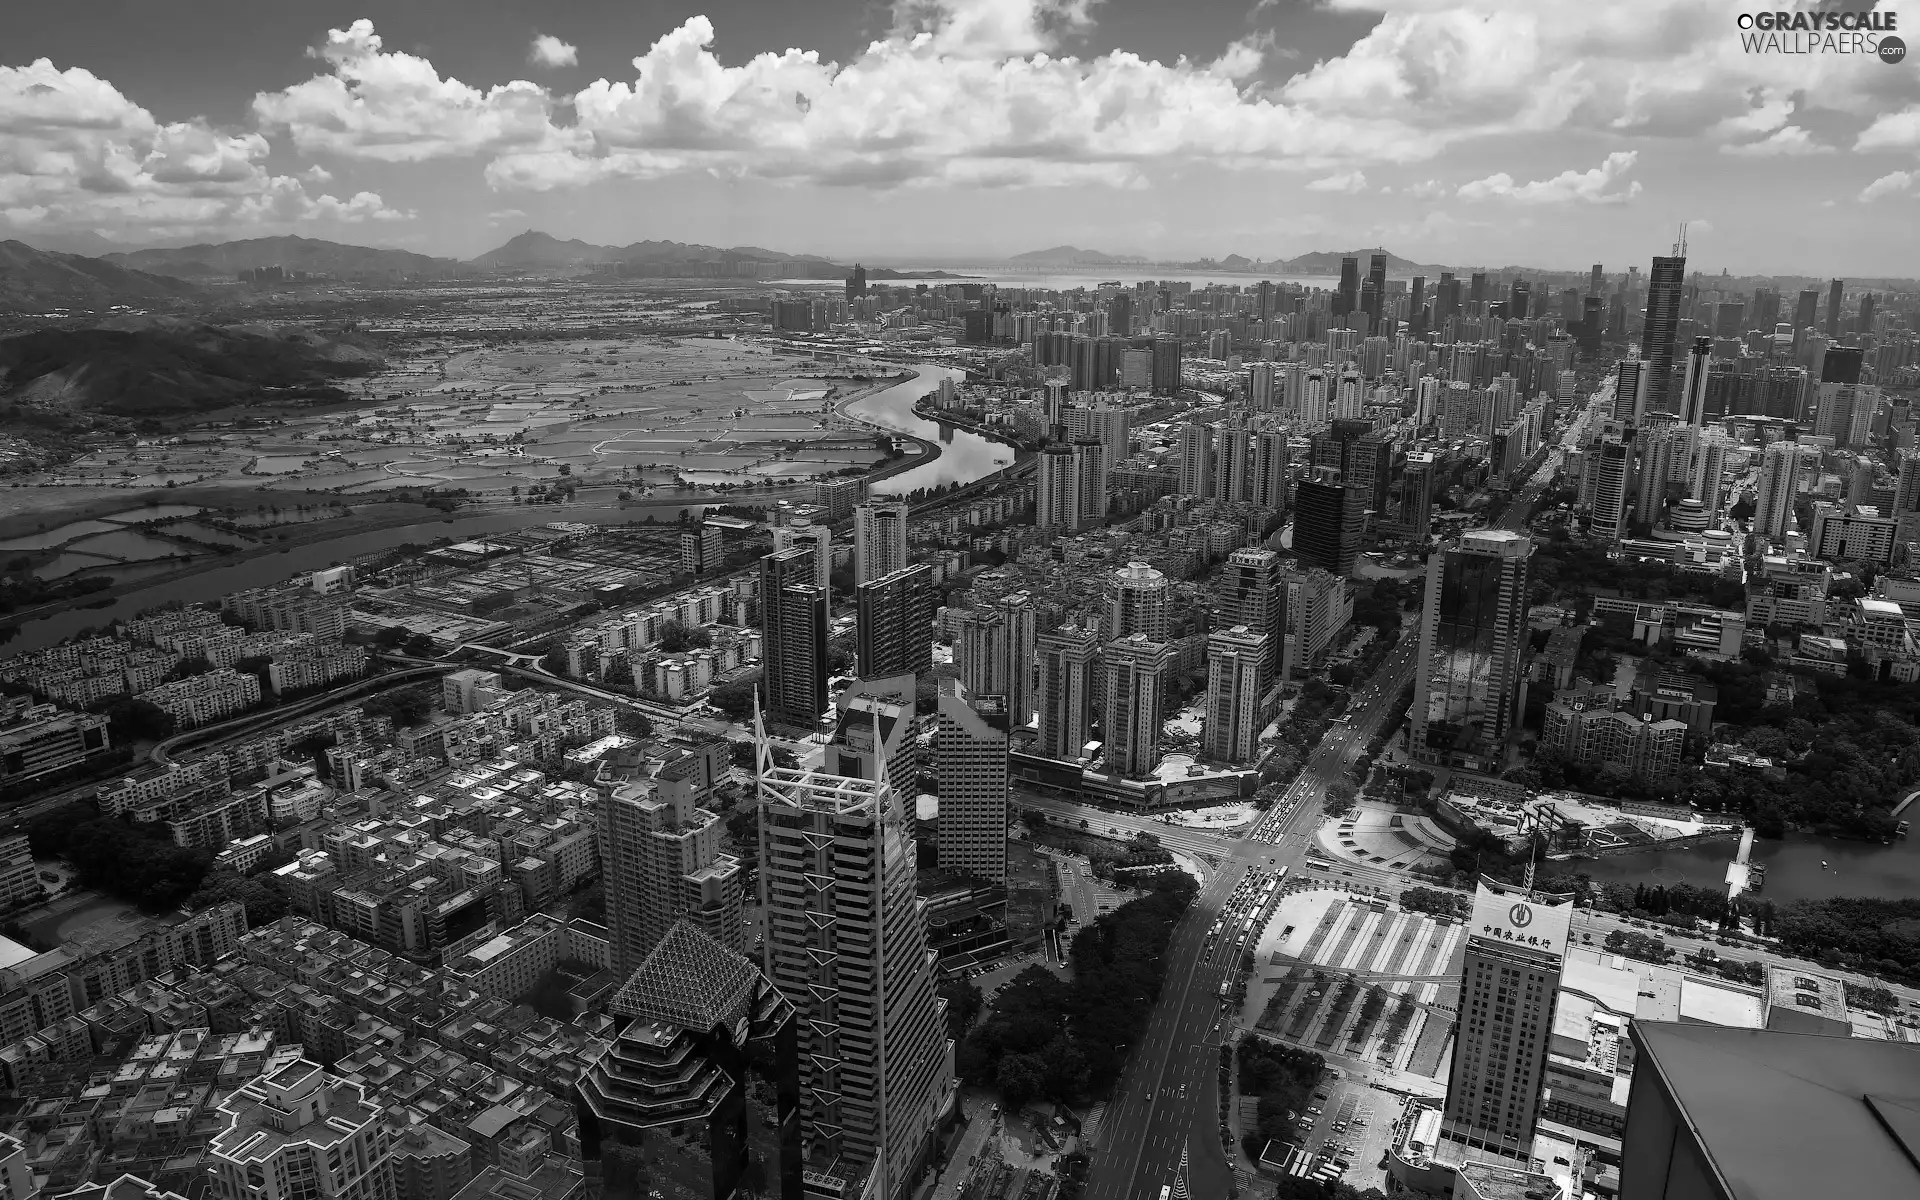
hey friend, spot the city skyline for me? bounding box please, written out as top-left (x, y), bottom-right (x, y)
top-left (5, 0), bottom-right (1920, 272)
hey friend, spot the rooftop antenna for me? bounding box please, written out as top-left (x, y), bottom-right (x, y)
top-left (1672, 222), bottom-right (1689, 258)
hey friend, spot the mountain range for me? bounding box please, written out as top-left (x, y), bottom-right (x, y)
top-left (0, 241), bottom-right (200, 310)
top-left (105, 236), bottom-right (459, 281)
top-left (0, 316), bottom-right (382, 415)
top-left (1006, 245), bottom-right (1446, 275)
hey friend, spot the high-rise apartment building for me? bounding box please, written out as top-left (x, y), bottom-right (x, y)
top-left (1754, 439), bottom-right (1811, 541)
top-left (679, 523), bottom-right (725, 576)
top-left (1292, 468), bottom-right (1366, 578)
top-left (755, 734), bottom-right (955, 1199)
top-left (1106, 561), bottom-right (1170, 642)
top-left (1150, 336), bottom-right (1183, 395)
top-left (601, 748), bottom-right (744, 975)
top-left (1252, 427), bottom-right (1291, 511)
top-left (934, 682), bottom-right (1010, 882)
top-left (770, 523), bottom-right (832, 593)
top-left (1177, 421), bottom-right (1214, 498)
top-left (1203, 626), bottom-right (1268, 764)
top-left (1101, 633), bottom-right (1171, 777)
top-left (1442, 881), bottom-right (1574, 1154)
top-left (1692, 432), bottom-right (1734, 525)
top-left (1064, 400), bottom-right (1130, 479)
top-left (1280, 566), bottom-right (1353, 684)
top-left (855, 565), bottom-right (936, 680)
top-left (761, 546), bottom-right (828, 731)
top-left (1035, 622), bottom-right (1098, 761)
top-left (952, 592), bottom-right (1035, 727)
top-left (578, 921), bottom-right (803, 1200)
top-left (1213, 420), bottom-right (1250, 503)
top-left (209, 1061), bottom-right (396, 1200)
top-left (1036, 439), bottom-right (1076, 532)
top-left (1410, 530), bottom-right (1532, 772)
top-left (1216, 548), bottom-right (1283, 685)
top-left (852, 501), bottom-right (910, 583)
top-left (1642, 254), bottom-right (1686, 418)
top-left (1396, 452), bottom-right (1437, 542)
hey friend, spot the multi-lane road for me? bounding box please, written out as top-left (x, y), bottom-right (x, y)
top-left (1084, 455), bottom-right (1565, 1200)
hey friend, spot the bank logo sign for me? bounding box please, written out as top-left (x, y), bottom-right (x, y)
top-left (1469, 884), bottom-right (1572, 957)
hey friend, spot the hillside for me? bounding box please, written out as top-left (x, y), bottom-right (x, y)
top-left (1008, 245), bottom-right (1149, 266)
top-left (106, 236), bottom-right (458, 281)
top-left (471, 230), bottom-right (842, 273)
top-left (0, 317), bottom-right (383, 415)
top-left (0, 241), bottom-right (199, 311)
top-left (1270, 248), bottom-right (1444, 275)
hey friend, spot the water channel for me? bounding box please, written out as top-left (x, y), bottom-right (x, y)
top-left (1567, 830), bottom-right (1920, 904)
top-left (841, 364), bottom-right (1013, 495)
top-left (2, 361), bottom-right (1009, 655)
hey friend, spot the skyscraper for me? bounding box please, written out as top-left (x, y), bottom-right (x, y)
top-left (1589, 263), bottom-right (1604, 298)
top-left (1213, 420), bottom-right (1250, 503)
top-left (1336, 256), bottom-right (1360, 319)
top-left (755, 728), bottom-right (955, 1199)
top-left (1064, 398), bottom-right (1131, 478)
top-left (602, 745), bottom-right (743, 976)
top-left (1586, 439), bottom-right (1633, 547)
top-left (1177, 421), bottom-right (1214, 497)
top-left (1106, 561), bottom-right (1170, 642)
top-left (1363, 253), bottom-right (1387, 325)
top-left (761, 546), bottom-right (828, 731)
top-left (1280, 565), bottom-right (1353, 684)
top-left (1203, 625), bottom-right (1268, 764)
top-left (1442, 880), bottom-right (1574, 1154)
top-left (1681, 334), bottom-right (1712, 428)
top-left (578, 922), bottom-right (803, 1200)
top-left (1252, 427), bottom-right (1291, 511)
top-left (1396, 451), bottom-right (1437, 542)
top-left (1754, 439), bottom-right (1809, 541)
top-left (1150, 336), bottom-right (1183, 396)
top-left (1642, 254), bottom-right (1686, 418)
top-left (853, 501), bottom-right (910, 583)
top-left (1217, 547), bottom-right (1284, 685)
top-left (1035, 621), bottom-right (1098, 761)
top-left (1826, 278), bottom-right (1844, 336)
top-left (855, 565), bottom-right (935, 680)
top-left (1408, 275), bottom-right (1426, 332)
top-left (1101, 633), bottom-right (1171, 777)
top-left (1410, 530), bottom-right (1532, 772)
top-left (1692, 430), bottom-right (1733, 525)
top-left (952, 593), bottom-right (1035, 728)
top-left (1036, 439), bottom-right (1076, 532)
top-left (1291, 468), bottom-right (1365, 578)
top-left (1508, 278), bottom-right (1530, 320)
top-left (1793, 287), bottom-right (1820, 336)
top-left (934, 681), bottom-right (1009, 882)
top-left (771, 523), bottom-right (832, 593)
top-left (992, 591), bottom-right (1036, 728)
top-left (1616, 358), bottom-right (1651, 427)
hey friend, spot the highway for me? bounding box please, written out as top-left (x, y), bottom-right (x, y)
top-left (1085, 448), bottom-right (1565, 1200)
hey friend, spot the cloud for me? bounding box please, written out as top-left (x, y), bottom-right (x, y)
top-left (1457, 152), bottom-right (1641, 205)
top-left (888, 0), bottom-right (1102, 58)
top-left (1719, 126), bottom-right (1829, 157)
top-left (1859, 171), bottom-right (1916, 203)
top-left (1306, 170), bottom-right (1367, 193)
top-left (488, 208), bottom-right (528, 221)
top-left (529, 34), bottom-right (578, 69)
top-left (253, 20), bottom-right (579, 163)
top-left (0, 57), bottom-right (407, 241)
top-left (1857, 105), bottom-right (1920, 152)
top-left (1405, 179), bottom-right (1445, 199)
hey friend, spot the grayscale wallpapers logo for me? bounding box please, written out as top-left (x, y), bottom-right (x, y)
top-left (1736, 10), bottom-right (1906, 61)
top-left (1509, 904), bottom-right (1534, 929)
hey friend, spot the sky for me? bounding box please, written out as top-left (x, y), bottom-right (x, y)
top-left (4, 0), bottom-right (1920, 274)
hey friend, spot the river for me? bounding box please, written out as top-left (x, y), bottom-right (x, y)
top-left (841, 364), bottom-right (1014, 495)
top-left (2, 361), bottom-right (1012, 654)
top-left (1567, 831), bottom-right (1920, 904)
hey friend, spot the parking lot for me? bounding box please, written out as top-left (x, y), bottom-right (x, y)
top-left (1277, 1071), bottom-right (1403, 1190)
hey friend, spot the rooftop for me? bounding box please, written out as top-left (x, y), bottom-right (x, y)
top-left (607, 922), bottom-right (759, 1033)
top-left (1629, 1022), bottom-right (1920, 1200)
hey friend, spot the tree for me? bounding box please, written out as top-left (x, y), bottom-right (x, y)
top-left (709, 671), bottom-right (761, 721)
top-left (657, 620), bottom-right (712, 653)
top-left (997, 1053), bottom-right (1048, 1111)
top-left (615, 710), bottom-right (653, 738)
top-left (403, 633), bottom-right (437, 657)
top-left (1323, 781), bottom-right (1358, 818)
top-left (97, 696), bottom-right (176, 742)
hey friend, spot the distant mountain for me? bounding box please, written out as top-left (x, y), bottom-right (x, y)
top-left (1266, 248), bottom-right (1443, 275)
top-left (106, 236), bottom-right (458, 281)
top-left (1008, 245), bottom-right (1148, 266)
top-left (470, 230), bottom-right (843, 274)
top-left (0, 316), bottom-right (382, 415)
top-left (0, 240), bottom-right (199, 311)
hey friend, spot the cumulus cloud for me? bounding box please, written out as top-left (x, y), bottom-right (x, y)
top-left (529, 34), bottom-right (578, 69)
top-left (1720, 126), bottom-right (1829, 157)
top-left (1457, 152), bottom-right (1641, 205)
top-left (1405, 179), bottom-right (1446, 199)
top-left (1857, 105), bottom-right (1920, 152)
top-left (252, 20), bottom-right (579, 163)
top-left (0, 58), bottom-right (408, 240)
top-left (888, 0), bottom-right (1102, 58)
top-left (1859, 171), bottom-right (1916, 203)
top-left (1306, 170), bottom-right (1367, 193)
